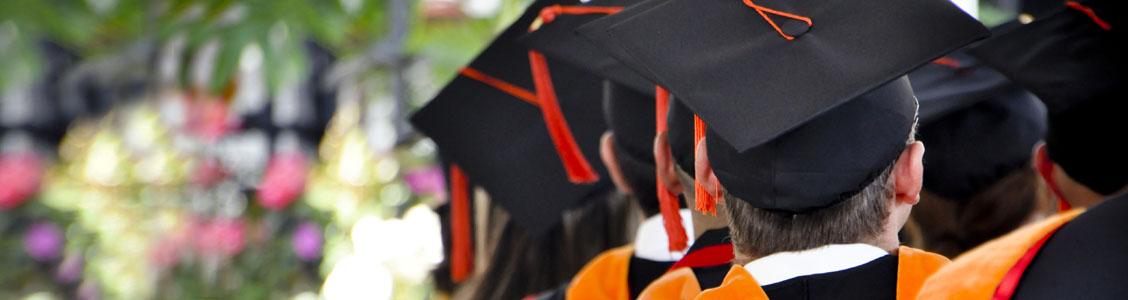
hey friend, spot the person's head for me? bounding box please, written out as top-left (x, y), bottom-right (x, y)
top-left (653, 98), bottom-right (730, 233)
top-left (599, 81), bottom-right (665, 217)
top-left (906, 52), bottom-right (1054, 256)
top-left (968, 2), bottom-right (1127, 207)
top-left (704, 77), bottom-right (925, 260)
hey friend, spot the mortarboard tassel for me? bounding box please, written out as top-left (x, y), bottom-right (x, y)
top-left (523, 5), bottom-right (623, 184)
top-left (694, 115), bottom-right (719, 215)
top-left (458, 66), bottom-right (597, 183)
top-left (448, 165), bottom-right (474, 283)
top-left (1065, 1), bottom-right (1112, 31)
top-left (527, 52), bottom-right (601, 184)
top-left (740, 0), bottom-right (813, 41)
top-left (655, 86), bottom-right (689, 251)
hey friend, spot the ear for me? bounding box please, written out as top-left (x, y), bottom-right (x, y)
top-left (600, 132), bottom-right (634, 195)
top-left (694, 137), bottom-right (723, 199)
top-left (1033, 143), bottom-right (1056, 190)
top-left (653, 132), bottom-right (684, 194)
top-left (893, 141), bottom-right (925, 205)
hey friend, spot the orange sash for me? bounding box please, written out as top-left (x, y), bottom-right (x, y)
top-left (567, 246), bottom-right (635, 300)
top-left (917, 209), bottom-right (1084, 300)
top-left (641, 246), bottom-right (948, 300)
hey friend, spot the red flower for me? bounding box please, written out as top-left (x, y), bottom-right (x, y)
top-left (257, 153), bottom-right (310, 211)
top-left (0, 152), bottom-right (44, 211)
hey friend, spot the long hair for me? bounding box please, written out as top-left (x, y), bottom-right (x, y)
top-left (460, 191), bottom-right (639, 300)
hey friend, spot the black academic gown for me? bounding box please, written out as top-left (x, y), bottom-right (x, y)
top-left (1012, 192), bottom-right (1128, 299)
top-left (760, 255), bottom-right (900, 300)
top-left (683, 228), bottom-right (734, 290)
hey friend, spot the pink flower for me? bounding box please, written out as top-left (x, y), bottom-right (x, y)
top-left (257, 153), bottom-right (309, 211)
top-left (56, 252), bottom-right (84, 284)
top-left (292, 221), bottom-right (323, 261)
top-left (404, 166), bottom-right (447, 199)
top-left (190, 158), bottom-right (229, 187)
top-left (194, 218), bottom-right (246, 257)
top-left (0, 152), bottom-right (44, 211)
top-left (24, 221), bottom-right (63, 262)
top-left (186, 99), bottom-right (236, 142)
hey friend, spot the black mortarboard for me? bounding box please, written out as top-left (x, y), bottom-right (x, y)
top-left (572, 0), bottom-right (671, 86)
top-left (666, 97), bottom-right (696, 175)
top-left (968, 1), bottom-right (1127, 195)
top-left (410, 0), bottom-right (613, 237)
top-left (595, 0), bottom-right (989, 213)
top-left (518, 0), bottom-right (659, 95)
top-left (911, 52), bottom-right (1047, 200)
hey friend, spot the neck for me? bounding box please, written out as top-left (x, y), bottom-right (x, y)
top-left (691, 211), bottom-right (728, 239)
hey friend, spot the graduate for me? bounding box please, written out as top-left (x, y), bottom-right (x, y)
top-left (905, 51), bottom-right (1052, 257)
top-left (520, 0), bottom-right (749, 297)
top-left (586, 0), bottom-right (989, 297)
top-left (635, 99), bottom-right (737, 299)
top-left (917, 1), bottom-right (1128, 298)
top-left (410, 0), bottom-right (641, 296)
top-left (539, 81), bottom-right (696, 300)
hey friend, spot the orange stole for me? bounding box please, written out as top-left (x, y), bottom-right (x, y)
top-left (917, 209), bottom-right (1084, 300)
top-left (567, 246), bottom-right (635, 300)
top-left (642, 246), bottom-right (948, 300)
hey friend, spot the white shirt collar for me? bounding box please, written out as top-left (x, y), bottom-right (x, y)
top-left (633, 209), bottom-right (696, 262)
top-left (743, 243), bottom-right (889, 286)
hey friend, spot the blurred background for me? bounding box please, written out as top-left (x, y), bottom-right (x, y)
top-left (0, 0), bottom-right (533, 299)
top-left (0, 0), bottom-right (1025, 299)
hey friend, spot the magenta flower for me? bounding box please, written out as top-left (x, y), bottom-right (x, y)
top-left (0, 152), bottom-right (44, 211)
top-left (24, 221), bottom-right (63, 262)
top-left (404, 166), bottom-right (447, 199)
top-left (292, 221), bottom-right (323, 261)
top-left (257, 153), bottom-right (309, 211)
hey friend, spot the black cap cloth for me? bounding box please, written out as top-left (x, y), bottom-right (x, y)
top-left (594, 0), bottom-right (990, 213)
top-left (410, 0), bottom-right (613, 237)
top-left (519, 0), bottom-right (663, 95)
top-left (968, 0), bottom-right (1126, 195)
top-left (911, 51), bottom-right (1047, 200)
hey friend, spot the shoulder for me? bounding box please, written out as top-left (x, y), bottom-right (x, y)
top-left (638, 268), bottom-right (702, 300)
top-left (567, 245), bottom-right (636, 300)
top-left (695, 266), bottom-right (769, 300)
top-left (1014, 195), bottom-right (1128, 299)
top-left (917, 209), bottom-right (1084, 300)
top-left (895, 246), bottom-right (949, 300)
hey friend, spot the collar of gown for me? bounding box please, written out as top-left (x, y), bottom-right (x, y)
top-left (743, 243), bottom-right (889, 286)
top-left (633, 209), bottom-right (695, 262)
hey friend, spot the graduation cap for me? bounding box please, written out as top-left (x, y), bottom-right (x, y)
top-left (594, 0), bottom-right (989, 213)
top-left (518, 0), bottom-right (662, 95)
top-left (968, 0), bottom-right (1127, 196)
top-left (410, 0), bottom-right (613, 239)
top-left (910, 52), bottom-right (1047, 200)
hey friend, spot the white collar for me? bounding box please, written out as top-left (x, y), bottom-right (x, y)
top-left (633, 209), bottom-right (696, 262)
top-left (743, 243), bottom-right (889, 286)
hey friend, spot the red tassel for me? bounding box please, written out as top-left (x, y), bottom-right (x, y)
top-left (449, 165), bottom-right (474, 283)
top-left (655, 86), bottom-right (688, 251)
top-left (694, 115), bottom-right (718, 215)
top-left (528, 51), bottom-right (600, 184)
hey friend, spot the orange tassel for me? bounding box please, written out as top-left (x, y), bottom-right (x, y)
top-left (655, 86), bottom-right (688, 251)
top-left (537, 5), bottom-right (624, 25)
top-left (528, 51), bottom-right (600, 184)
top-left (449, 165), bottom-right (474, 283)
top-left (694, 115), bottom-right (718, 215)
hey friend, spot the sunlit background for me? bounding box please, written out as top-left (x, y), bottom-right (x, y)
top-left (0, 0), bottom-right (533, 299)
